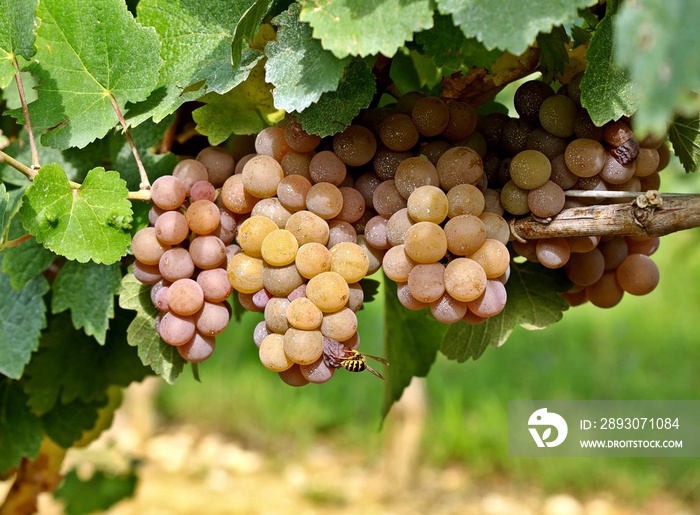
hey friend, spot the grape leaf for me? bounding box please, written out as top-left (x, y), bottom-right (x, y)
top-left (19, 164), bottom-right (133, 264)
top-left (193, 59), bottom-right (284, 145)
top-left (298, 0), bottom-right (434, 59)
top-left (390, 49), bottom-right (442, 96)
top-left (1, 234), bottom-right (55, 290)
top-left (0, 379), bottom-right (43, 474)
top-left (0, 185), bottom-right (25, 242)
top-left (109, 115), bottom-right (179, 190)
top-left (537, 26), bottom-right (570, 81)
top-left (436, 0), bottom-right (597, 54)
top-left (669, 116), bottom-right (700, 173)
top-left (615, 0), bottom-right (700, 136)
top-left (414, 14), bottom-right (501, 75)
top-left (40, 399), bottom-right (102, 448)
top-left (52, 261), bottom-right (122, 345)
top-left (55, 469), bottom-right (138, 515)
top-left (10, 0), bottom-right (161, 149)
top-left (296, 60), bottom-right (376, 137)
top-left (23, 313), bottom-right (149, 415)
top-left (0, 0), bottom-right (38, 88)
top-left (381, 278), bottom-right (449, 418)
top-left (580, 5), bottom-right (637, 127)
top-left (119, 273), bottom-right (186, 384)
top-left (265, 4), bottom-right (350, 113)
top-left (0, 184), bottom-right (7, 236)
top-left (440, 262), bottom-right (570, 362)
top-left (129, 0), bottom-right (272, 125)
top-left (0, 261), bottom-right (48, 379)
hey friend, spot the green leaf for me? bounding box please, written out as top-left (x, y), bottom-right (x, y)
top-left (109, 115), bottom-right (179, 191)
top-left (0, 379), bottom-right (43, 474)
top-left (19, 164), bottom-right (132, 264)
top-left (0, 185), bottom-right (25, 242)
top-left (615, 0), bottom-right (700, 136)
top-left (12, 0), bottom-right (161, 149)
top-left (52, 261), bottom-right (122, 344)
top-left (381, 278), bottom-right (448, 418)
top-left (119, 272), bottom-right (186, 384)
top-left (414, 14), bottom-right (501, 75)
top-left (297, 60), bottom-right (376, 137)
top-left (193, 59), bottom-right (283, 145)
top-left (1, 234), bottom-right (55, 290)
top-left (130, 0), bottom-right (271, 125)
top-left (580, 7), bottom-right (637, 126)
top-left (536, 26), bottom-right (570, 80)
top-left (23, 313), bottom-right (149, 415)
top-left (0, 0), bottom-right (38, 88)
top-left (265, 4), bottom-right (351, 113)
top-left (440, 262), bottom-right (570, 362)
top-left (436, 0), bottom-right (597, 54)
top-left (0, 261), bottom-right (48, 379)
top-left (40, 399), bottom-right (101, 448)
top-left (298, 0), bottom-right (434, 59)
top-left (669, 116), bottom-right (700, 173)
top-left (55, 469), bottom-right (137, 515)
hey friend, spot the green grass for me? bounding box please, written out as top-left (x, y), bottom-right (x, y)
top-left (158, 173), bottom-right (700, 502)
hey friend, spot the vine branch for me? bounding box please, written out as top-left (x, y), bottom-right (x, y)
top-left (12, 58), bottom-right (40, 171)
top-left (0, 149), bottom-right (150, 201)
top-left (108, 95), bottom-right (150, 190)
top-left (511, 193), bottom-right (700, 240)
top-left (0, 150), bottom-right (35, 181)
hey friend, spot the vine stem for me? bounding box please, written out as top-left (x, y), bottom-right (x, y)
top-left (511, 193), bottom-right (700, 240)
top-left (12, 58), bottom-right (40, 171)
top-left (0, 149), bottom-right (150, 201)
top-left (108, 95), bottom-right (150, 190)
top-left (0, 150), bottom-right (35, 181)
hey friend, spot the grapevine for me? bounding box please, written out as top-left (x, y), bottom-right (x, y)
top-left (1, 0), bottom-right (699, 511)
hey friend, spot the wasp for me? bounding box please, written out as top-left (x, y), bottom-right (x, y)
top-left (323, 339), bottom-right (389, 380)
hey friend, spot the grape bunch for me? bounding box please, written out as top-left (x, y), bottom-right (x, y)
top-left (481, 76), bottom-right (668, 306)
top-left (215, 122), bottom-right (375, 386)
top-left (131, 148), bottom-right (237, 363)
top-left (129, 72), bottom-right (670, 383)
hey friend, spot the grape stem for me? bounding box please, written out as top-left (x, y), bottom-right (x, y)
top-left (511, 192), bottom-right (700, 240)
top-left (108, 95), bottom-right (150, 190)
top-left (12, 58), bottom-right (40, 171)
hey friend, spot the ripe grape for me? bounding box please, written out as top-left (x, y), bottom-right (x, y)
top-left (243, 155), bottom-right (285, 198)
top-left (132, 227), bottom-right (170, 266)
top-left (259, 333), bottom-right (294, 372)
top-left (186, 200), bottom-right (221, 235)
top-left (151, 176), bottom-right (187, 210)
top-left (333, 125), bottom-right (377, 166)
top-left (196, 146), bottom-right (235, 187)
top-left (167, 278), bottom-right (204, 316)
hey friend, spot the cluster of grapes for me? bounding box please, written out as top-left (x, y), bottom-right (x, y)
top-left (130, 73), bottom-right (671, 382)
top-left (219, 121), bottom-right (380, 386)
top-left (479, 77), bottom-right (668, 306)
top-left (350, 98), bottom-right (513, 324)
top-left (131, 148), bottom-right (238, 363)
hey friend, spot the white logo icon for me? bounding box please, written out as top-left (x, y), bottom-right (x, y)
top-left (528, 408), bottom-right (568, 447)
